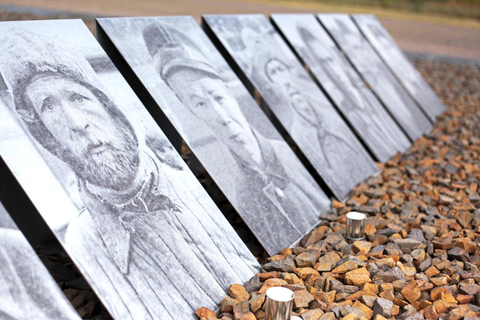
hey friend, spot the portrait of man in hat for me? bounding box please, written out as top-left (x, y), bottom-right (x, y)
top-left (0, 26), bottom-right (257, 320)
top-left (0, 203), bottom-right (79, 320)
top-left (142, 20), bottom-right (329, 253)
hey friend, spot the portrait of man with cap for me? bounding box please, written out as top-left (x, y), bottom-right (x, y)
top-left (142, 20), bottom-right (329, 252)
top-left (0, 203), bottom-right (79, 320)
top-left (0, 27), bottom-right (257, 319)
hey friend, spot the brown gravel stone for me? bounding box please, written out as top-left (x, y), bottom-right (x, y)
top-left (294, 290), bottom-right (315, 309)
top-left (375, 258), bottom-right (396, 268)
top-left (221, 297), bottom-right (238, 313)
top-left (401, 281), bottom-right (422, 304)
top-left (257, 272), bottom-right (278, 281)
top-left (258, 278), bottom-right (288, 294)
top-left (379, 289), bottom-right (394, 301)
top-left (229, 284), bottom-right (250, 301)
top-left (300, 308), bottom-right (324, 320)
top-left (333, 261), bottom-right (358, 274)
top-left (353, 241), bottom-right (372, 254)
top-left (425, 266), bottom-right (440, 278)
top-left (294, 268), bottom-right (320, 280)
top-left (315, 291), bottom-right (336, 305)
top-left (362, 283), bottom-right (379, 295)
top-left (353, 301), bottom-right (374, 319)
top-left (233, 300), bottom-right (250, 320)
top-left (196, 307), bottom-right (217, 318)
top-left (296, 249), bottom-right (322, 268)
top-left (345, 268), bottom-right (371, 287)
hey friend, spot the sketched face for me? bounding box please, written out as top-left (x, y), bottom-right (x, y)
top-left (303, 36), bottom-right (351, 88)
top-left (265, 58), bottom-right (300, 97)
top-left (290, 92), bottom-right (316, 121)
top-left (168, 74), bottom-right (257, 153)
top-left (25, 76), bottom-right (139, 190)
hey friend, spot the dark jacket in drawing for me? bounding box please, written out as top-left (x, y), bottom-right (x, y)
top-left (231, 129), bottom-right (329, 253)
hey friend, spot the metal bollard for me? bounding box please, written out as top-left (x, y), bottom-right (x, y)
top-left (264, 287), bottom-right (295, 320)
top-left (346, 211), bottom-right (366, 241)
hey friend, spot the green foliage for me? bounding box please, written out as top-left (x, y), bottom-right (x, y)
top-left (408, 0), bottom-right (427, 12)
top-left (379, 0), bottom-right (395, 8)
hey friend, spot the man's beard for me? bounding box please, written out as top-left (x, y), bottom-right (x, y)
top-left (60, 123), bottom-right (140, 191)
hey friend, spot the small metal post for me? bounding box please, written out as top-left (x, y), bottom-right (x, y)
top-left (264, 287), bottom-right (295, 320)
top-left (346, 211), bottom-right (366, 241)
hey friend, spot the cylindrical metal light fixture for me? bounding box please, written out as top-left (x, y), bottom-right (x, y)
top-left (346, 211), bottom-right (366, 241)
top-left (264, 287), bottom-right (295, 320)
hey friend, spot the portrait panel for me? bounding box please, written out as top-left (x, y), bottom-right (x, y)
top-left (0, 201), bottom-right (79, 320)
top-left (203, 14), bottom-right (379, 201)
top-left (0, 20), bottom-right (259, 320)
top-left (317, 14), bottom-right (432, 141)
top-left (271, 13), bottom-right (412, 163)
top-left (352, 14), bottom-right (446, 122)
top-left (97, 16), bottom-right (332, 255)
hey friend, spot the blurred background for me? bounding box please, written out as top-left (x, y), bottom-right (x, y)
top-left (0, 0), bottom-right (479, 61)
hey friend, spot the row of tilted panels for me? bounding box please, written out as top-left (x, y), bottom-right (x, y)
top-left (0, 13), bottom-right (445, 320)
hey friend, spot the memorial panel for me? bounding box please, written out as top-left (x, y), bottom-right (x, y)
top-left (271, 13), bottom-right (411, 163)
top-left (0, 20), bottom-right (259, 320)
top-left (0, 201), bottom-right (79, 319)
top-left (318, 14), bottom-right (432, 141)
top-left (353, 14), bottom-right (446, 122)
top-left (97, 16), bottom-right (331, 255)
top-left (203, 14), bottom-right (379, 201)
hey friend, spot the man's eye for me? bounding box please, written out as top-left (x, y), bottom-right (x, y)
top-left (195, 101), bottom-right (205, 108)
top-left (41, 100), bottom-right (54, 112)
top-left (71, 94), bottom-right (87, 103)
top-left (214, 96), bottom-right (224, 103)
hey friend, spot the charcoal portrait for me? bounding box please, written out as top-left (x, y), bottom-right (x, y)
top-left (0, 20), bottom-right (259, 320)
top-left (318, 14), bottom-right (432, 141)
top-left (203, 14), bottom-right (379, 201)
top-left (352, 14), bottom-right (446, 122)
top-left (97, 16), bottom-right (331, 255)
top-left (271, 14), bottom-right (412, 163)
top-left (0, 202), bottom-right (79, 320)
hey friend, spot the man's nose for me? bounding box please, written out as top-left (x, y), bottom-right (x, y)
top-left (209, 99), bottom-right (231, 126)
top-left (62, 101), bottom-right (90, 133)
top-left (281, 76), bottom-right (292, 88)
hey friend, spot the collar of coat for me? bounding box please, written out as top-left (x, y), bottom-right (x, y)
top-left (231, 127), bottom-right (290, 190)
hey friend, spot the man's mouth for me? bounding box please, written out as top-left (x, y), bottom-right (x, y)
top-left (288, 87), bottom-right (300, 98)
top-left (87, 142), bottom-right (108, 155)
top-left (229, 132), bottom-right (244, 142)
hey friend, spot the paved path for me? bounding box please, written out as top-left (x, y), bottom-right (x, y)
top-left (1, 0), bottom-right (479, 60)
